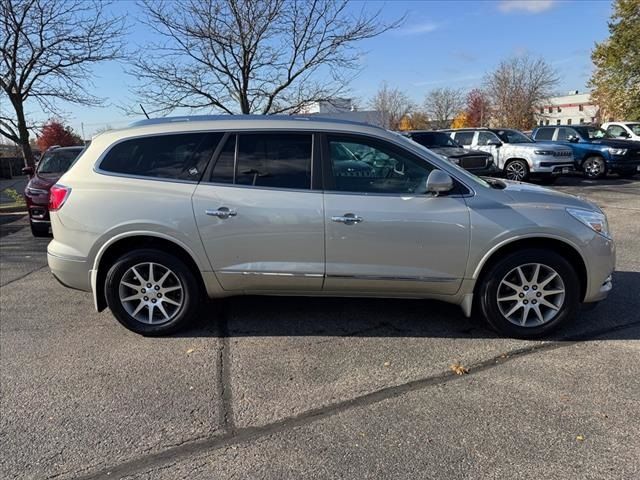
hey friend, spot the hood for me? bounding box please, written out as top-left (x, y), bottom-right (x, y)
top-left (500, 180), bottom-right (601, 211)
top-left (586, 138), bottom-right (640, 149)
top-left (429, 146), bottom-right (489, 158)
top-left (524, 142), bottom-right (571, 151)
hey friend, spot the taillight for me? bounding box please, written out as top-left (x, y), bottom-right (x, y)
top-left (49, 184), bottom-right (71, 211)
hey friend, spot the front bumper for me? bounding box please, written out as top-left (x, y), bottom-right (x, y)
top-left (582, 233), bottom-right (615, 303)
top-left (607, 158), bottom-right (640, 174)
top-left (530, 162), bottom-right (575, 176)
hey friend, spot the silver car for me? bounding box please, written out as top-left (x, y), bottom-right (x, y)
top-left (48, 116), bottom-right (614, 338)
top-left (443, 128), bottom-right (575, 183)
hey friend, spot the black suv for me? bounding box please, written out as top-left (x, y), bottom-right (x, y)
top-left (404, 130), bottom-right (497, 176)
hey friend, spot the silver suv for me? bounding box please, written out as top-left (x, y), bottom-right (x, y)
top-left (48, 116), bottom-right (614, 338)
top-left (443, 128), bottom-right (575, 183)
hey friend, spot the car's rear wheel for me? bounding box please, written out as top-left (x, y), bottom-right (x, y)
top-left (582, 156), bottom-right (606, 179)
top-left (105, 249), bottom-right (201, 335)
top-left (504, 159), bottom-right (529, 182)
top-left (478, 249), bottom-right (580, 338)
top-left (30, 220), bottom-right (50, 237)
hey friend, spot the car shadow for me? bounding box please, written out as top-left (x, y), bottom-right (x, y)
top-left (181, 270), bottom-right (640, 342)
top-left (551, 173), bottom-right (639, 188)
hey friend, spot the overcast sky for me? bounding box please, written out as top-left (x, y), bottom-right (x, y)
top-left (23, 0), bottom-right (612, 138)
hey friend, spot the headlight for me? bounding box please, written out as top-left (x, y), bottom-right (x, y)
top-left (26, 187), bottom-right (48, 195)
top-left (534, 150), bottom-right (554, 155)
top-left (566, 208), bottom-right (611, 239)
top-left (608, 147), bottom-right (627, 155)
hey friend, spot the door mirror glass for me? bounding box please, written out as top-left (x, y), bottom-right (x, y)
top-left (426, 169), bottom-right (453, 195)
top-left (487, 139), bottom-right (502, 147)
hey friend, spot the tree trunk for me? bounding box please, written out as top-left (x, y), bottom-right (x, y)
top-left (12, 97), bottom-right (35, 167)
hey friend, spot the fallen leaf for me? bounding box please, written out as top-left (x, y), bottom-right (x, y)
top-left (450, 362), bottom-right (469, 375)
top-left (186, 348), bottom-right (195, 354)
top-left (383, 361), bottom-right (391, 367)
top-left (576, 435), bottom-right (585, 441)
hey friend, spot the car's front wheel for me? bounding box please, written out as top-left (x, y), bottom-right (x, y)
top-left (105, 249), bottom-right (201, 335)
top-left (504, 159), bottom-right (529, 182)
top-left (582, 156), bottom-right (606, 179)
top-left (478, 249), bottom-right (580, 338)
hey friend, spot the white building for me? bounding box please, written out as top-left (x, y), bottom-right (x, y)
top-left (535, 91), bottom-right (599, 127)
top-left (297, 98), bottom-right (383, 126)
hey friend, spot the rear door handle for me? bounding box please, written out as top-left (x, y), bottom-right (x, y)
top-left (206, 207), bottom-right (237, 219)
top-left (331, 213), bottom-right (363, 225)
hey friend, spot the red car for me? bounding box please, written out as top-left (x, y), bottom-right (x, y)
top-left (23, 146), bottom-right (84, 237)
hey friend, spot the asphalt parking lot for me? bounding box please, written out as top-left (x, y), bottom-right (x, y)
top-left (1, 175), bottom-right (639, 480)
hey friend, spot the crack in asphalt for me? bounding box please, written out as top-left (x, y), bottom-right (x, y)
top-left (75, 319), bottom-right (640, 480)
top-left (216, 305), bottom-right (235, 434)
top-left (0, 264), bottom-right (47, 287)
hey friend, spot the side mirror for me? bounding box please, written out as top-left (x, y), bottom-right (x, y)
top-left (568, 136), bottom-right (580, 143)
top-left (487, 139), bottom-right (502, 147)
top-left (22, 166), bottom-right (34, 176)
top-left (426, 169), bottom-right (453, 195)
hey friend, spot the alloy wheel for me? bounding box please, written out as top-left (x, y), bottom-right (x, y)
top-left (118, 262), bottom-right (184, 325)
top-left (496, 263), bottom-right (565, 327)
top-left (505, 161), bottom-right (527, 181)
top-left (583, 158), bottom-right (603, 178)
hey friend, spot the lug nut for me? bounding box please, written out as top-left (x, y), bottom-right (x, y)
top-left (523, 300), bottom-right (529, 304)
top-left (536, 292), bottom-right (542, 297)
top-left (532, 285), bottom-right (538, 290)
top-left (152, 299), bottom-right (157, 304)
top-left (147, 283), bottom-right (152, 288)
top-left (141, 288), bottom-right (146, 293)
top-left (154, 285), bottom-right (160, 290)
top-left (524, 286), bottom-right (529, 291)
top-left (519, 293), bottom-right (525, 298)
top-left (143, 296), bottom-right (149, 301)
top-left (532, 300), bottom-right (537, 304)
top-left (157, 293), bottom-right (162, 298)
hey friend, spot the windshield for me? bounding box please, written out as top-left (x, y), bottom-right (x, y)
top-left (574, 127), bottom-right (611, 139)
top-left (494, 129), bottom-right (533, 144)
top-left (625, 123), bottom-right (640, 135)
top-left (411, 132), bottom-right (459, 148)
top-left (37, 149), bottom-right (83, 174)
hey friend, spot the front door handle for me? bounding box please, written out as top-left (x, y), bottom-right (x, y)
top-left (331, 213), bottom-right (363, 225)
top-left (206, 207), bottom-right (237, 219)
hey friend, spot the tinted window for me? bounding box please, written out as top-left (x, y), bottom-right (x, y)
top-left (477, 131), bottom-right (500, 146)
top-left (494, 130), bottom-right (532, 144)
top-left (101, 133), bottom-right (221, 181)
top-left (210, 135), bottom-right (235, 184)
top-left (534, 128), bottom-right (554, 141)
top-left (410, 132), bottom-right (458, 148)
top-left (453, 131), bottom-right (474, 146)
top-left (234, 133), bottom-right (312, 189)
top-left (37, 148), bottom-right (83, 174)
top-left (328, 135), bottom-right (433, 194)
top-left (556, 128), bottom-right (577, 141)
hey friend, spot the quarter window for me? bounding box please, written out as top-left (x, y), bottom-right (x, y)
top-left (100, 133), bottom-right (221, 181)
top-left (209, 133), bottom-right (312, 190)
top-left (453, 131), bottom-right (474, 146)
top-left (327, 136), bottom-right (433, 194)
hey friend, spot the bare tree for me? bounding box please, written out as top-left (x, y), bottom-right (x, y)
top-left (484, 54), bottom-right (559, 130)
top-left (423, 88), bottom-right (464, 129)
top-left (130, 0), bottom-right (400, 116)
top-left (369, 82), bottom-right (414, 130)
top-left (0, 0), bottom-right (125, 166)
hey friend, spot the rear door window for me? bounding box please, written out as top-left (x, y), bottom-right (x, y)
top-left (556, 128), bottom-right (577, 141)
top-left (100, 133), bottom-right (222, 181)
top-left (452, 131), bottom-right (475, 146)
top-left (477, 131), bottom-right (500, 145)
top-left (209, 133), bottom-right (313, 190)
top-left (534, 128), bottom-right (554, 141)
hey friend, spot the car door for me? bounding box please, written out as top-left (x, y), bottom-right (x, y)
top-left (475, 131), bottom-right (503, 168)
top-left (322, 133), bottom-right (470, 295)
top-left (554, 127), bottom-right (587, 163)
top-left (192, 132), bottom-right (324, 291)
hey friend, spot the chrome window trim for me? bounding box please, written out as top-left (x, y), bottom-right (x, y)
top-left (219, 271), bottom-right (323, 278)
top-left (218, 271), bottom-right (457, 283)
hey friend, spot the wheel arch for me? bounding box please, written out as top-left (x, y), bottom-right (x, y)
top-left (473, 236), bottom-right (588, 302)
top-left (93, 234), bottom-right (206, 312)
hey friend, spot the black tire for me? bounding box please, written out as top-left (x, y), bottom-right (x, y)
top-left (504, 159), bottom-right (529, 182)
top-left (105, 249), bottom-right (201, 336)
top-left (30, 220), bottom-right (50, 237)
top-left (477, 249), bottom-right (580, 338)
top-left (582, 156), bottom-right (606, 179)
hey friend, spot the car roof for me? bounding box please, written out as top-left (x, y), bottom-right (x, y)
top-left (46, 145), bottom-right (84, 151)
top-left (96, 114), bottom-right (390, 142)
